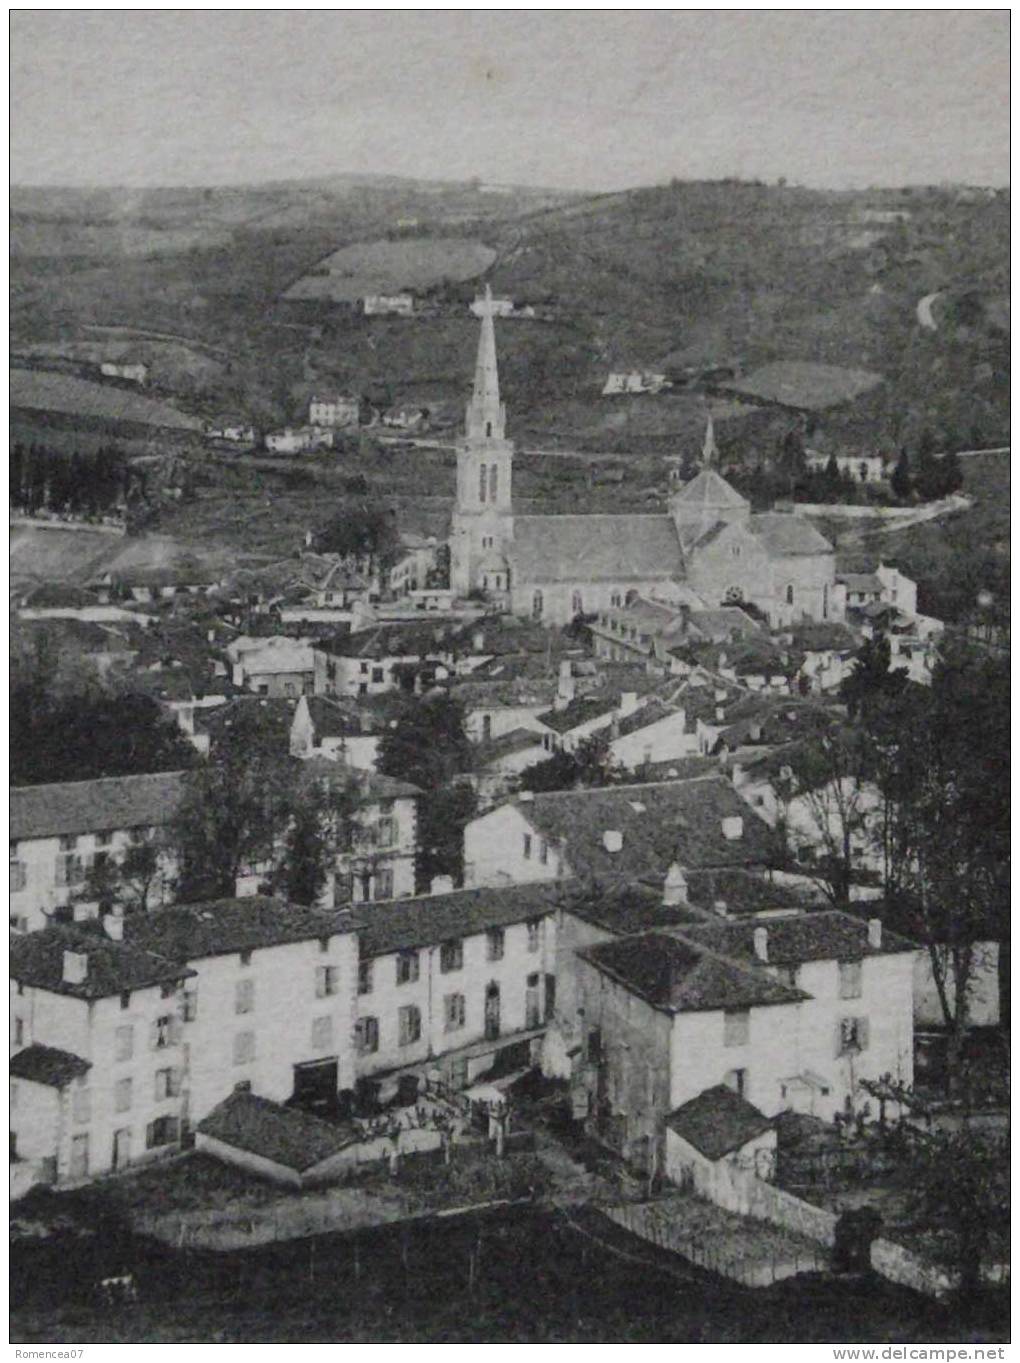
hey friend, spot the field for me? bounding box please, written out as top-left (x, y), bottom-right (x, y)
top-left (285, 237), bottom-right (497, 301)
top-left (11, 368), bottom-right (202, 431)
top-left (723, 361), bottom-right (884, 411)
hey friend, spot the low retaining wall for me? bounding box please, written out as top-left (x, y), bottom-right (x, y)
top-left (790, 495), bottom-right (971, 523)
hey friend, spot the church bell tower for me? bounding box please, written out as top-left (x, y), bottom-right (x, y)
top-left (450, 286), bottom-right (514, 598)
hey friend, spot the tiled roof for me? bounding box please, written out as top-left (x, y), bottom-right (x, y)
top-left (626, 755), bottom-right (719, 784)
top-left (537, 694), bottom-right (620, 735)
top-left (10, 770), bottom-right (188, 842)
top-left (508, 515), bottom-right (683, 585)
top-left (304, 695), bottom-right (361, 739)
top-left (746, 514), bottom-right (833, 559)
top-left (10, 1043), bottom-right (92, 1089)
top-left (560, 882), bottom-right (706, 936)
top-left (315, 622), bottom-right (452, 660)
top-left (666, 1085), bottom-right (773, 1160)
top-left (687, 607), bottom-right (763, 642)
top-left (837, 573), bottom-right (884, 594)
top-left (197, 1091), bottom-right (352, 1173)
top-left (451, 674), bottom-right (560, 710)
top-left (472, 727), bottom-right (547, 767)
top-left (672, 469), bottom-right (749, 511)
top-left (10, 925), bottom-right (194, 1000)
top-left (300, 759), bottom-right (422, 802)
top-left (611, 699), bottom-right (684, 741)
top-left (354, 883), bottom-right (561, 959)
top-left (683, 909), bottom-right (917, 964)
top-left (125, 897), bottom-right (355, 963)
top-left (581, 930), bottom-right (807, 1013)
top-left (513, 776), bottom-right (778, 876)
top-left (784, 621), bottom-right (859, 653)
top-left (682, 869), bottom-right (820, 916)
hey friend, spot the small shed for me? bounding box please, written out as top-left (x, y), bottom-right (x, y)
top-left (664, 1084), bottom-right (776, 1203)
top-left (195, 1091), bottom-right (357, 1188)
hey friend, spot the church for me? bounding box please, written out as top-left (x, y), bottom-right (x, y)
top-left (449, 290), bottom-right (839, 628)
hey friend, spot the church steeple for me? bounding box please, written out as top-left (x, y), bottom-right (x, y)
top-left (465, 285), bottom-right (506, 443)
top-left (702, 410), bottom-right (718, 466)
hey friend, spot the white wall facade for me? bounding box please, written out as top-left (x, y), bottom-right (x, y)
top-left (463, 804), bottom-right (567, 887)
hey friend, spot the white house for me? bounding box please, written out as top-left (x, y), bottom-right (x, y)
top-left (100, 360), bottom-right (148, 385)
top-left (309, 394), bottom-right (360, 428)
top-left (229, 636), bottom-right (315, 698)
top-left (313, 623), bottom-right (453, 699)
top-left (463, 775), bottom-right (779, 890)
top-left (205, 421), bottom-right (256, 445)
top-left (573, 908), bottom-right (916, 1172)
top-left (265, 427), bottom-right (335, 456)
top-left (602, 371), bottom-right (669, 396)
top-left (605, 700), bottom-right (695, 772)
top-left (10, 924), bottom-right (195, 1185)
top-left (289, 693), bottom-right (381, 772)
top-left (10, 773), bottom-right (185, 934)
top-left (351, 884), bottom-right (559, 1098)
top-left (363, 294), bottom-right (414, 317)
top-left (805, 449), bottom-right (891, 484)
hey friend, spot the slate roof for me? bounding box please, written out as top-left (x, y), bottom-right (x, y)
top-left (300, 759), bottom-right (422, 803)
top-left (560, 882), bottom-right (706, 936)
top-left (687, 607), bottom-right (764, 642)
top-left (353, 883), bottom-right (562, 959)
top-left (10, 1043), bottom-right (92, 1089)
top-left (537, 693), bottom-right (621, 735)
top-left (681, 868), bottom-right (820, 916)
top-left (10, 925), bottom-right (193, 1000)
top-left (315, 622), bottom-right (451, 660)
top-left (472, 727), bottom-right (547, 767)
top-left (303, 695), bottom-right (361, 739)
top-left (611, 699), bottom-right (684, 741)
top-left (666, 1085), bottom-right (773, 1160)
top-left (508, 515), bottom-right (683, 585)
top-left (683, 909), bottom-right (916, 964)
top-left (125, 897), bottom-right (355, 963)
top-left (672, 469), bottom-right (749, 511)
top-left (837, 573), bottom-right (884, 594)
top-left (10, 770), bottom-right (188, 842)
top-left (581, 930), bottom-right (808, 1013)
top-left (197, 1091), bottom-right (353, 1173)
top-left (512, 775), bottom-right (778, 877)
top-left (784, 621), bottom-right (859, 653)
top-left (746, 514), bottom-right (834, 558)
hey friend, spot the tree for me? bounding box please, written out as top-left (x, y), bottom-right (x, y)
top-left (170, 708), bottom-right (297, 901)
top-left (276, 773), bottom-right (357, 906)
top-left (913, 444), bottom-right (942, 501)
top-left (313, 501), bottom-right (400, 563)
top-left (74, 841), bottom-right (166, 917)
top-left (376, 695), bottom-right (477, 888)
top-left (840, 634), bottom-right (906, 720)
top-left (890, 449), bottom-right (912, 500)
top-left (519, 735), bottom-right (622, 794)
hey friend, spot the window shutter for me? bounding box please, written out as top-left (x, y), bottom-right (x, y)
top-left (834, 1021), bottom-right (844, 1058)
top-left (150, 1019), bottom-right (159, 1051)
top-left (859, 1018), bottom-right (870, 1051)
top-left (315, 966), bottom-right (326, 998)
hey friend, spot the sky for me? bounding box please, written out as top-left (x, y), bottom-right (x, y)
top-left (10, 11), bottom-right (1011, 191)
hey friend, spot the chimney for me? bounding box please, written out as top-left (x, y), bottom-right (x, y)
top-left (62, 949), bottom-right (89, 985)
top-left (207, 628), bottom-right (216, 644)
top-left (430, 874), bottom-right (455, 896)
top-left (602, 830), bottom-right (623, 854)
top-left (679, 603), bottom-right (691, 633)
top-left (721, 816), bottom-right (744, 841)
top-left (868, 918), bottom-right (882, 949)
top-left (619, 690), bottom-right (638, 717)
top-left (518, 789), bottom-right (534, 803)
top-left (663, 861), bottom-right (688, 906)
top-left (753, 926), bottom-right (769, 962)
top-left (554, 659), bottom-right (576, 711)
top-left (731, 762), bottom-right (746, 788)
top-left (714, 687), bottom-right (727, 702)
top-left (473, 630), bottom-right (485, 653)
top-left (715, 705), bottom-right (725, 722)
top-left (713, 898), bottom-right (729, 917)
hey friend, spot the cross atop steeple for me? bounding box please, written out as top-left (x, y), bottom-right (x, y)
top-left (466, 284), bottom-right (506, 443)
top-left (702, 410), bottom-right (718, 466)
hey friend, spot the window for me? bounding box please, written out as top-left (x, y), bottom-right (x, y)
top-left (311, 1016), bottom-right (333, 1050)
top-left (235, 978), bottom-right (255, 1015)
top-left (120, 991), bottom-right (131, 1011)
top-left (115, 1025), bottom-right (134, 1062)
top-left (55, 853), bottom-right (84, 887)
top-left (523, 833), bottom-right (532, 860)
top-left (358, 960), bottom-right (373, 995)
top-left (233, 1031), bottom-right (256, 1065)
top-left (396, 950), bottom-right (420, 985)
top-left (838, 1017), bottom-right (869, 1055)
top-left (785, 584), bottom-right (795, 606)
top-left (72, 1085), bottom-right (91, 1124)
top-left (539, 841), bottom-right (548, 867)
top-left (336, 870), bottom-right (354, 903)
top-left (440, 939), bottom-right (463, 973)
top-left (398, 1004), bottom-right (422, 1047)
top-left (487, 928), bottom-right (505, 962)
top-left (356, 1016), bottom-right (379, 1054)
top-left (527, 918), bottom-right (542, 953)
top-left (372, 667), bottom-right (384, 684)
top-left (316, 965), bottom-right (341, 997)
top-left (128, 826), bottom-right (150, 846)
top-left (444, 992), bottom-right (466, 1032)
top-left (724, 1067), bottom-right (748, 1099)
top-left (724, 1009), bottom-right (750, 1047)
top-left (776, 965), bottom-right (799, 990)
top-left (59, 834), bottom-right (78, 852)
top-left (572, 590), bottom-right (584, 616)
top-left (374, 866), bottom-right (394, 900)
top-left (360, 661), bottom-right (369, 675)
top-left (489, 464), bottom-right (498, 501)
top-left (239, 949), bottom-right (252, 968)
top-left (838, 961), bottom-right (863, 1000)
top-left (10, 859), bottom-right (26, 893)
top-left (610, 592), bottom-right (622, 608)
top-left (532, 590), bottom-right (543, 620)
top-left (70, 1133), bottom-right (90, 1178)
top-left (587, 1027), bottom-right (602, 1064)
top-left (526, 972), bottom-right (542, 1028)
top-left (14, 1017), bottom-right (24, 1047)
top-left (479, 463), bottom-right (487, 503)
top-left (155, 1067), bottom-right (180, 1100)
top-left (152, 1015), bottom-right (175, 1050)
top-left (377, 818), bottom-right (396, 847)
top-left (146, 1116), bottom-right (179, 1150)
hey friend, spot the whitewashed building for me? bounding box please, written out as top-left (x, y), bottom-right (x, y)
top-left (309, 394), bottom-right (360, 428)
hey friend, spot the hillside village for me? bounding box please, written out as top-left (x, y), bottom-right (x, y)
top-left (10, 278), bottom-right (1009, 1317)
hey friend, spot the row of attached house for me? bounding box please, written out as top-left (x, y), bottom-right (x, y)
top-left (10, 882), bottom-right (560, 1185)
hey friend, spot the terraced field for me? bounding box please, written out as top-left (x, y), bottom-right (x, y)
top-left (10, 368), bottom-right (203, 431)
top-left (284, 236), bottom-right (496, 302)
